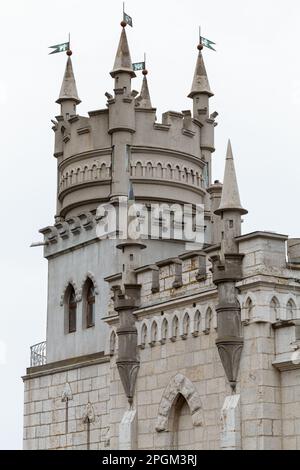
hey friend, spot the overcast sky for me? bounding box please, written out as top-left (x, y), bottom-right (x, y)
top-left (0, 0), bottom-right (299, 449)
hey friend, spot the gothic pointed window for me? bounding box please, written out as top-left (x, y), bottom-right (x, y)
top-left (68, 287), bottom-right (77, 333)
top-left (84, 279), bottom-right (95, 328)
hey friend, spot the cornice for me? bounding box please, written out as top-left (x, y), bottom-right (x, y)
top-left (58, 148), bottom-right (113, 172)
top-left (134, 287), bottom-right (217, 317)
top-left (59, 196), bottom-right (111, 219)
top-left (58, 179), bottom-right (111, 201)
top-left (131, 145), bottom-right (205, 168)
top-left (23, 351), bottom-right (109, 380)
top-left (131, 178), bottom-right (206, 197)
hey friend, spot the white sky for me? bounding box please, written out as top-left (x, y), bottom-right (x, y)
top-left (0, 0), bottom-right (299, 449)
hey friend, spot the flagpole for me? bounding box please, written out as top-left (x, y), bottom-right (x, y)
top-left (198, 26), bottom-right (203, 51)
top-left (67, 32), bottom-right (72, 56)
top-left (144, 52), bottom-right (146, 70)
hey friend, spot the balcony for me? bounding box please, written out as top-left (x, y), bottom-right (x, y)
top-left (30, 341), bottom-right (47, 367)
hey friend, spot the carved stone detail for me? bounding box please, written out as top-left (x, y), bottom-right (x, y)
top-left (114, 284), bottom-right (141, 404)
top-left (155, 373), bottom-right (203, 432)
top-left (60, 279), bottom-right (81, 306)
top-left (82, 402), bottom-right (95, 424)
top-left (61, 382), bottom-right (73, 402)
top-left (216, 338), bottom-right (244, 392)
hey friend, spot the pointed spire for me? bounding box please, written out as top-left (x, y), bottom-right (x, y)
top-left (215, 140), bottom-right (248, 215)
top-left (135, 70), bottom-right (152, 108)
top-left (56, 55), bottom-right (81, 105)
top-left (188, 44), bottom-right (213, 98)
top-left (110, 26), bottom-right (136, 78)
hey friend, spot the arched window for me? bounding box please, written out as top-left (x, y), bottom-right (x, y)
top-left (245, 298), bottom-right (253, 323)
top-left (287, 299), bottom-right (296, 321)
top-left (161, 318), bottom-right (168, 344)
top-left (193, 310), bottom-right (201, 337)
top-left (204, 307), bottom-right (212, 334)
top-left (171, 316), bottom-right (179, 342)
top-left (182, 313), bottom-right (190, 339)
top-left (141, 323), bottom-right (147, 349)
top-left (67, 286), bottom-right (77, 333)
top-left (150, 321), bottom-right (158, 346)
top-left (84, 279), bottom-right (95, 328)
top-left (270, 297), bottom-right (280, 321)
top-left (166, 164), bottom-right (172, 179)
top-left (109, 330), bottom-right (116, 356)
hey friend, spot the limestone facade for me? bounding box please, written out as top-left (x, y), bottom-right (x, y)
top-left (23, 24), bottom-right (300, 450)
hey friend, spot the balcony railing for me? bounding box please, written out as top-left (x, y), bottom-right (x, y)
top-left (30, 341), bottom-right (47, 367)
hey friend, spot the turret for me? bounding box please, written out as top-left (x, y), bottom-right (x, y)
top-left (108, 23), bottom-right (137, 199)
top-left (210, 140), bottom-right (247, 391)
top-left (135, 69), bottom-right (152, 108)
top-left (114, 186), bottom-right (146, 405)
top-left (215, 140), bottom-right (248, 254)
top-left (207, 180), bottom-right (223, 245)
top-left (188, 42), bottom-right (217, 223)
top-left (110, 23), bottom-right (136, 91)
top-left (188, 43), bottom-right (213, 120)
top-left (56, 52), bottom-right (81, 119)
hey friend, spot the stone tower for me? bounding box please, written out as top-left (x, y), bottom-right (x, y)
top-left (23, 24), bottom-right (300, 451)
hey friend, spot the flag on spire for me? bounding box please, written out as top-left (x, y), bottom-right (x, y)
top-left (49, 41), bottom-right (70, 55)
top-left (123, 3), bottom-right (133, 27)
top-left (132, 62), bottom-right (145, 71)
top-left (123, 12), bottom-right (133, 27)
top-left (200, 36), bottom-right (216, 51)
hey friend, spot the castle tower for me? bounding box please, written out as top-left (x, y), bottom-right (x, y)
top-left (23, 21), bottom-right (300, 452)
top-left (210, 140), bottom-right (247, 391)
top-left (56, 53), bottom-right (81, 120)
top-left (109, 24), bottom-right (136, 199)
top-left (188, 42), bottom-right (217, 219)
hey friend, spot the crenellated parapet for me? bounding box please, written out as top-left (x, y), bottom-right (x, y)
top-left (39, 211), bottom-right (101, 258)
top-left (50, 28), bottom-right (218, 224)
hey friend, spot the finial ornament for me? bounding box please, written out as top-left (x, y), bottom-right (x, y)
top-left (121, 20), bottom-right (127, 28)
top-left (67, 50), bottom-right (72, 56)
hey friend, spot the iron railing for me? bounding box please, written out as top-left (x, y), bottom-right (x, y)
top-left (30, 341), bottom-right (46, 367)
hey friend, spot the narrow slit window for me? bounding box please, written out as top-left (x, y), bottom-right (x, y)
top-left (86, 281), bottom-right (95, 328)
top-left (68, 289), bottom-right (77, 333)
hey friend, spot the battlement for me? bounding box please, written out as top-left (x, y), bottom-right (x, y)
top-left (52, 103), bottom-right (214, 218)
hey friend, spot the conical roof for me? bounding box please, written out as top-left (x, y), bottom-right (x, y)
top-left (56, 56), bottom-right (81, 104)
top-left (215, 140), bottom-right (248, 215)
top-left (136, 74), bottom-right (152, 108)
top-left (110, 27), bottom-right (136, 78)
top-left (188, 49), bottom-right (213, 98)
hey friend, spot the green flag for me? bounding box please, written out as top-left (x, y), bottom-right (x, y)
top-left (123, 11), bottom-right (133, 27)
top-left (132, 62), bottom-right (145, 72)
top-left (200, 36), bottom-right (216, 51)
top-left (49, 42), bottom-right (70, 55)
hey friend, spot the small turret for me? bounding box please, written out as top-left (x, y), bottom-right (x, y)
top-left (109, 23), bottom-right (137, 199)
top-left (56, 53), bottom-right (81, 119)
top-left (215, 140), bottom-right (247, 254)
top-left (135, 69), bottom-right (152, 109)
top-left (207, 180), bottom-right (223, 245)
top-left (210, 140), bottom-right (247, 392)
top-left (110, 24), bottom-right (136, 90)
top-left (188, 43), bottom-right (213, 120)
top-left (189, 42), bottom-right (217, 222)
top-left (114, 185), bottom-right (146, 405)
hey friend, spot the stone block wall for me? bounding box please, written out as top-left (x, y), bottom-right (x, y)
top-left (23, 360), bottom-right (111, 450)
